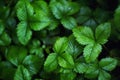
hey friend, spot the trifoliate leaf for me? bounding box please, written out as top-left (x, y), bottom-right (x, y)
top-left (83, 43), bottom-right (102, 63)
top-left (73, 27), bottom-right (94, 45)
top-left (16, 0), bottom-right (34, 21)
top-left (6, 46), bottom-right (27, 66)
top-left (99, 57), bottom-right (117, 71)
top-left (74, 63), bottom-right (88, 73)
top-left (53, 37), bottom-right (68, 54)
top-left (44, 53), bottom-right (58, 72)
top-left (17, 21), bottom-right (32, 45)
top-left (98, 70), bottom-right (111, 80)
top-left (58, 53), bottom-right (74, 69)
top-left (61, 17), bottom-right (77, 30)
top-left (23, 55), bottom-right (43, 75)
top-left (0, 32), bottom-right (11, 46)
top-left (95, 23), bottom-right (111, 44)
top-left (14, 65), bottom-right (31, 80)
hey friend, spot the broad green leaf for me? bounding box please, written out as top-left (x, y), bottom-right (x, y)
top-left (98, 70), bottom-right (111, 80)
top-left (54, 37), bottom-right (68, 54)
top-left (44, 53), bottom-right (58, 72)
top-left (0, 32), bottom-right (11, 46)
top-left (99, 57), bottom-right (117, 71)
top-left (6, 46), bottom-right (27, 66)
top-left (74, 63), bottom-right (87, 73)
top-left (85, 64), bottom-right (99, 79)
top-left (14, 65), bottom-right (31, 80)
top-left (0, 20), bottom-right (4, 35)
top-left (83, 43), bottom-right (102, 63)
top-left (95, 23), bottom-right (111, 44)
top-left (61, 17), bottom-right (77, 30)
top-left (17, 21), bottom-right (32, 45)
top-left (0, 61), bottom-right (15, 80)
top-left (66, 35), bottom-right (83, 59)
top-left (16, 0), bottom-right (34, 21)
top-left (114, 6), bottom-right (120, 30)
top-left (58, 53), bottom-right (74, 69)
top-left (50, 0), bottom-right (79, 19)
top-left (23, 55), bottom-right (43, 75)
top-left (29, 12), bottom-right (50, 31)
top-left (73, 27), bottom-right (94, 45)
top-left (60, 72), bottom-right (76, 80)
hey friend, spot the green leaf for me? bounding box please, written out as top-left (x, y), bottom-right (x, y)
top-left (58, 53), bottom-right (74, 69)
top-left (29, 12), bottom-right (50, 31)
top-left (6, 46), bottom-right (27, 66)
top-left (66, 35), bottom-right (83, 59)
top-left (54, 37), bottom-right (68, 54)
top-left (74, 63), bottom-right (87, 73)
top-left (14, 65), bottom-right (31, 80)
top-left (98, 70), bottom-right (111, 80)
top-left (23, 55), bottom-right (43, 75)
top-left (0, 32), bottom-right (11, 46)
top-left (85, 64), bottom-right (99, 79)
top-left (0, 20), bottom-right (4, 35)
top-left (16, 0), bottom-right (34, 21)
top-left (61, 17), bottom-right (77, 30)
top-left (95, 23), bottom-right (111, 44)
top-left (73, 27), bottom-right (94, 45)
top-left (50, 0), bottom-right (79, 19)
top-left (99, 57), bottom-right (117, 71)
top-left (60, 72), bottom-right (76, 80)
top-left (44, 53), bottom-right (58, 72)
top-left (17, 21), bottom-right (32, 45)
top-left (83, 43), bottom-right (102, 63)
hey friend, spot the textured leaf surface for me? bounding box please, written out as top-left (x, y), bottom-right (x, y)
top-left (98, 70), bottom-right (111, 80)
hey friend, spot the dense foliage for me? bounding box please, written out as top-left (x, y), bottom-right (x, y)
top-left (0, 0), bottom-right (120, 80)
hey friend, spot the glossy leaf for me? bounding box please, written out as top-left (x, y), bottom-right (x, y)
top-left (44, 53), bottom-right (58, 72)
top-left (54, 37), bottom-right (68, 54)
top-left (58, 53), bottom-right (74, 69)
top-left (73, 27), bottom-right (94, 45)
top-left (14, 65), bottom-right (31, 80)
top-left (98, 70), bottom-right (111, 80)
top-left (60, 72), bottom-right (76, 80)
top-left (61, 17), bottom-right (77, 30)
top-left (74, 63), bottom-right (87, 73)
top-left (83, 43), bottom-right (102, 63)
top-left (95, 23), bottom-right (111, 44)
top-left (99, 57), bottom-right (117, 71)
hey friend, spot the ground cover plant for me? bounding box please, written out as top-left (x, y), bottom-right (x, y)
top-left (0, 0), bottom-right (120, 80)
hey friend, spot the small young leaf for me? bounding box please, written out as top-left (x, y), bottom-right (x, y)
top-left (23, 55), bottom-right (43, 75)
top-left (6, 46), bottom-right (27, 66)
top-left (58, 53), bottom-right (74, 69)
top-left (53, 37), bottom-right (68, 54)
top-left (44, 53), bottom-right (58, 72)
top-left (73, 27), bottom-right (94, 45)
top-left (99, 57), bottom-right (117, 71)
top-left (83, 43), bottom-right (102, 63)
top-left (0, 32), bottom-right (11, 46)
top-left (14, 65), bottom-right (31, 80)
top-left (74, 63), bottom-right (87, 73)
top-left (61, 17), bottom-right (77, 30)
top-left (98, 70), bottom-right (111, 80)
top-left (95, 22), bottom-right (111, 44)
top-left (17, 21), bottom-right (32, 45)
